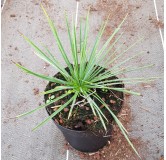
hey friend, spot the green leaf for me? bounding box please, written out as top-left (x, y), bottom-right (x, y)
top-left (108, 37), bottom-right (144, 68)
top-left (108, 88), bottom-right (141, 96)
top-left (83, 92), bottom-right (97, 116)
top-left (79, 10), bottom-right (90, 80)
top-left (16, 92), bottom-right (71, 118)
top-left (15, 62), bottom-right (68, 85)
top-left (83, 14), bottom-right (128, 81)
top-left (40, 4), bottom-right (74, 76)
top-left (32, 93), bottom-right (77, 131)
top-left (84, 82), bottom-right (141, 96)
top-left (64, 13), bottom-right (76, 79)
top-left (110, 51), bottom-right (144, 71)
top-left (111, 64), bottom-right (155, 77)
top-left (92, 93), bottom-right (141, 159)
top-left (96, 76), bottom-right (161, 84)
top-left (40, 86), bottom-right (73, 95)
top-left (20, 33), bottom-right (71, 79)
top-left (91, 64), bottom-right (154, 84)
top-left (88, 96), bottom-right (108, 122)
top-left (87, 97), bottom-right (107, 131)
top-left (68, 93), bottom-right (78, 119)
top-left (87, 33), bottom-right (124, 81)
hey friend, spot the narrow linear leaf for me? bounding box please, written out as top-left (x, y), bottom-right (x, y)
top-left (68, 93), bottom-right (78, 119)
top-left (40, 86), bottom-right (73, 95)
top-left (16, 92), bottom-right (71, 118)
top-left (92, 93), bottom-right (141, 159)
top-left (41, 4), bottom-right (74, 75)
top-left (15, 63), bottom-right (68, 85)
top-left (32, 93), bottom-right (76, 131)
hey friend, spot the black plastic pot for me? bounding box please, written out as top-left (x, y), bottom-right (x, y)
top-left (44, 68), bottom-right (124, 152)
top-left (45, 93), bottom-right (112, 152)
top-left (51, 115), bottom-right (112, 152)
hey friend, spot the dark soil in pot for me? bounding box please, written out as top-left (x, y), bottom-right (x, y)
top-left (44, 65), bottom-right (124, 152)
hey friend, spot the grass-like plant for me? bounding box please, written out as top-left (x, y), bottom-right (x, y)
top-left (15, 3), bottom-right (159, 159)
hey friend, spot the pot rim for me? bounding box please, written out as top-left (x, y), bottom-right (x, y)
top-left (45, 68), bottom-right (124, 135)
top-left (46, 106), bottom-right (112, 135)
top-left (54, 119), bottom-right (112, 134)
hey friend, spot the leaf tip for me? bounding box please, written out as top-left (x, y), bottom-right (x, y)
top-left (11, 60), bottom-right (16, 64)
top-left (32, 126), bottom-right (38, 131)
top-left (31, 128), bottom-right (36, 132)
top-left (40, 2), bottom-right (44, 9)
top-left (39, 92), bottom-right (44, 95)
top-left (17, 30), bottom-right (24, 36)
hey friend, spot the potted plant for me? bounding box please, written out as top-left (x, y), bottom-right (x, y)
top-left (15, 3), bottom-right (159, 159)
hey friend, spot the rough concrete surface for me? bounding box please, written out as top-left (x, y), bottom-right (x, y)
top-left (1, 0), bottom-right (164, 160)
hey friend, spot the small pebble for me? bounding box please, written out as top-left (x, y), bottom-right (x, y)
top-left (80, 105), bottom-right (85, 109)
top-left (64, 108), bottom-right (69, 112)
top-left (59, 119), bottom-right (63, 124)
top-left (51, 83), bottom-right (56, 87)
top-left (100, 104), bottom-right (104, 109)
top-left (33, 88), bottom-right (39, 95)
top-left (94, 116), bottom-right (98, 121)
top-left (85, 107), bottom-right (90, 110)
top-left (45, 63), bottom-right (50, 67)
top-left (85, 119), bottom-right (92, 125)
top-left (55, 119), bottom-right (59, 124)
top-left (110, 100), bottom-right (116, 104)
top-left (74, 122), bottom-right (83, 128)
top-left (102, 98), bottom-right (105, 101)
top-left (10, 14), bottom-right (16, 17)
top-left (61, 100), bottom-right (65, 105)
top-left (149, 17), bottom-right (152, 20)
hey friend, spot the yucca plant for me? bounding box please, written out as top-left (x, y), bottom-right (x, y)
top-left (15, 3), bottom-right (159, 159)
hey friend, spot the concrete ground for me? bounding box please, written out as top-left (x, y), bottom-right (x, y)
top-left (1, 0), bottom-right (164, 160)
